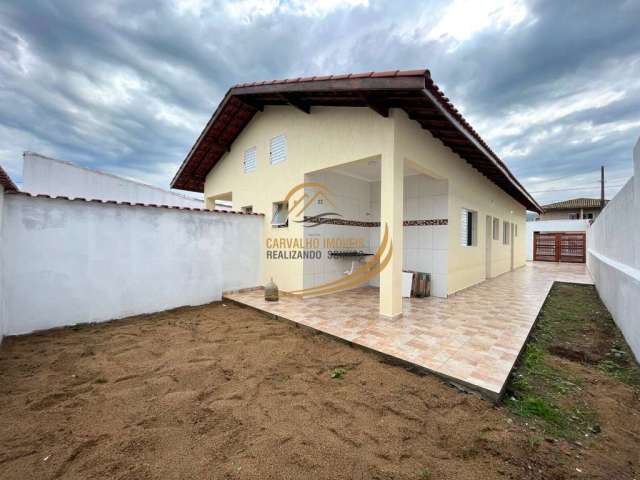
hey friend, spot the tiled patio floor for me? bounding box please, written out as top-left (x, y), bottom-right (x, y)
top-left (224, 262), bottom-right (593, 399)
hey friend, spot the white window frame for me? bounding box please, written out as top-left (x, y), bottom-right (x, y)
top-left (492, 217), bottom-right (499, 241)
top-left (272, 201), bottom-right (289, 228)
top-left (243, 146), bottom-right (257, 173)
top-left (269, 134), bottom-right (287, 165)
top-left (241, 205), bottom-right (253, 214)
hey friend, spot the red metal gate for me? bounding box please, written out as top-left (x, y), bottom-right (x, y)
top-left (533, 232), bottom-right (586, 263)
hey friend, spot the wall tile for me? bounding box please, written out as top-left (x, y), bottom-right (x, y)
top-left (419, 226), bottom-right (433, 249)
top-left (433, 249), bottom-right (448, 274)
top-left (433, 225), bottom-right (449, 250)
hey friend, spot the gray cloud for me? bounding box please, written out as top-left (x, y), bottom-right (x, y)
top-left (0, 0), bottom-right (638, 205)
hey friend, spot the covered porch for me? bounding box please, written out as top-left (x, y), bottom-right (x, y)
top-left (299, 155), bottom-right (449, 318)
top-left (225, 262), bottom-right (593, 399)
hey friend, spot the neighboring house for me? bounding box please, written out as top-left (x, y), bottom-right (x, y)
top-left (171, 69), bottom-right (542, 319)
top-left (23, 152), bottom-right (203, 208)
top-left (539, 198), bottom-right (608, 220)
top-left (526, 211), bottom-right (539, 222)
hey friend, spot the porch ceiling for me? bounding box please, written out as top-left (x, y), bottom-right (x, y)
top-left (171, 69), bottom-right (542, 214)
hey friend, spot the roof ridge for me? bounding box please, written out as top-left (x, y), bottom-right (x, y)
top-left (232, 68), bottom-right (430, 88)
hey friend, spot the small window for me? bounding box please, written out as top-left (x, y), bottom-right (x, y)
top-left (241, 205), bottom-right (253, 214)
top-left (492, 217), bottom-right (499, 240)
top-left (568, 212), bottom-right (578, 219)
top-left (514, 224), bottom-right (518, 237)
top-left (270, 134), bottom-right (287, 165)
top-left (272, 201), bottom-right (288, 227)
top-left (460, 208), bottom-right (477, 247)
top-left (503, 221), bottom-right (510, 245)
top-left (585, 213), bottom-right (593, 220)
top-left (243, 146), bottom-right (257, 173)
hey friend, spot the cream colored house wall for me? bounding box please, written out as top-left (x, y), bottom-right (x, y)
top-left (393, 111), bottom-right (526, 294)
top-left (203, 106), bottom-right (528, 295)
top-left (203, 106), bottom-right (392, 292)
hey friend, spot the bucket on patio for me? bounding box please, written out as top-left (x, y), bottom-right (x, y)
top-left (265, 278), bottom-right (279, 302)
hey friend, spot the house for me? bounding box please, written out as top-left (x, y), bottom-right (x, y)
top-left (171, 69), bottom-right (542, 319)
top-left (539, 197), bottom-right (608, 220)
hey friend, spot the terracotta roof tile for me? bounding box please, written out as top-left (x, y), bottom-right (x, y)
top-left (370, 70), bottom-right (398, 78)
top-left (349, 72), bottom-right (373, 79)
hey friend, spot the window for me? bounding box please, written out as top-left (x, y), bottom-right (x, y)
top-left (270, 134), bottom-right (287, 165)
top-left (492, 217), bottom-right (499, 240)
top-left (460, 208), bottom-right (477, 246)
top-left (272, 201), bottom-right (288, 227)
top-left (568, 212), bottom-right (578, 219)
top-left (241, 205), bottom-right (253, 214)
top-left (214, 199), bottom-right (232, 211)
top-left (243, 146), bottom-right (257, 173)
top-left (503, 221), bottom-right (510, 245)
top-left (585, 213), bottom-right (594, 220)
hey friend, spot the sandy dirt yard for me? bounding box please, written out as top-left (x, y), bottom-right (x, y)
top-left (0, 298), bottom-right (638, 479)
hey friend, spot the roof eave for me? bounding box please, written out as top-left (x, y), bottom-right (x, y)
top-left (419, 88), bottom-right (542, 214)
top-left (170, 91), bottom-right (235, 192)
top-left (0, 165), bottom-right (18, 192)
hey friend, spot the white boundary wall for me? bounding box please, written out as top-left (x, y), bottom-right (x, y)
top-left (587, 138), bottom-right (640, 361)
top-left (1, 194), bottom-right (262, 336)
top-left (23, 152), bottom-right (203, 207)
top-left (0, 184), bottom-right (5, 341)
top-left (526, 219), bottom-right (590, 261)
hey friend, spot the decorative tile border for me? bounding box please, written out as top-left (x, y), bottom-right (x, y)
top-left (404, 219), bottom-right (448, 226)
top-left (302, 216), bottom-right (448, 227)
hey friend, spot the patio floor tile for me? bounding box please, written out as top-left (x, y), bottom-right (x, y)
top-left (225, 262), bottom-right (593, 399)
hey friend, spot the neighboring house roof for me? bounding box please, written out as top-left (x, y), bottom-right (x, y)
top-left (0, 164), bottom-right (18, 191)
top-left (171, 69), bottom-right (543, 213)
top-left (542, 198), bottom-right (609, 211)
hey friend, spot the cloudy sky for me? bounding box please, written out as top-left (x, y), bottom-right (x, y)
top-left (1, 0), bottom-right (639, 205)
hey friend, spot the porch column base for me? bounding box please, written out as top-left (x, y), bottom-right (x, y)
top-left (379, 312), bottom-right (403, 320)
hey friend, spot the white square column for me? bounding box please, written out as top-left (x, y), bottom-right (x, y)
top-left (379, 122), bottom-right (404, 318)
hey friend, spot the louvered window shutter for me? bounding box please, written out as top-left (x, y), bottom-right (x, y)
top-left (270, 134), bottom-right (287, 165)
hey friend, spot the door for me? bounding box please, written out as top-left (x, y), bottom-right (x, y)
top-left (485, 215), bottom-right (493, 279)
top-left (559, 232), bottom-right (586, 263)
top-left (533, 232), bottom-right (585, 263)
